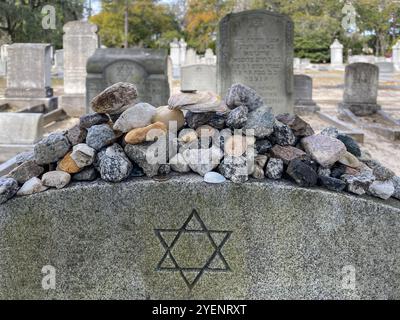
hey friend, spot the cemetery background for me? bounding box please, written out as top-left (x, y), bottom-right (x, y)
top-left (1, 0), bottom-right (400, 299)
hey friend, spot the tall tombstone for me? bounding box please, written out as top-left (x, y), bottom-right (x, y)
top-left (0, 44), bottom-right (8, 77)
top-left (217, 10), bottom-right (294, 115)
top-left (293, 74), bottom-right (320, 115)
top-left (4, 43), bottom-right (56, 108)
top-left (181, 64), bottom-right (217, 92)
top-left (204, 48), bottom-right (216, 65)
top-left (392, 40), bottom-right (400, 70)
top-left (338, 63), bottom-right (381, 116)
top-left (169, 38), bottom-right (180, 78)
top-left (179, 38), bottom-right (187, 67)
top-left (86, 48), bottom-right (170, 111)
top-left (330, 39), bottom-right (343, 68)
top-left (60, 21), bottom-right (99, 117)
top-left (185, 48), bottom-right (198, 66)
top-left (376, 61), bottom-right (395, 81)
top-left (53, 49), bottom-right (64, 78)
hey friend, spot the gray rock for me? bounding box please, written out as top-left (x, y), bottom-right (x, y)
top-left (392, 176), bottom-right (400, 200)
top-left (342, 172), bottom-right (375, 195)
top-left (66, 125), bottom-right (87, 146)
top-left (42, 171), bottom-right (71, 189)
top-left (158, 164), bottom-right (171, 176)
top-left (219, 156), bottom-right (249, 183)
top-left (225, 83), bottom-right (264, 111)
top-left (318, 176), bottom-right (346, 192)
top-left (207, 113), bottom-right (226, 130)
top-left (373, 165), bottom-right (396, 181)
top-left (86, 124), bottom-right (117, 151)
top-left (301, 134), bottom-right (347, 168)
top-left (91, 82), bottom-right (138, 114)
top-left (34, 133), bottom-right (71, 165)
top-left (320, 127), bottom-right (339, 139)
top-left (170, 154), bottom-right (191, 173)
top-left (17, 177), bottom-right (48, 196)
top-left (185, 111), bottom-right (214, 129)
top-left (113, 103), bottom-right (157, 133)
top-left (244, 106), bottom-right (275, 139)
top-left (226, 105), bottom-right (248, 129)
top-left (79, 113), bottom-right (110, 129)
top-left (7, 160), bottom-right (44, 184)
top-left (125, 140), bottom-right (167, 178)
top-left (72, 166), bottom-right (98, 182)
top-left (318, 167), bottom-right (331, 177)
top-left (265, 158), bottom-right (284, 180)
top-left (98, 144), bottom-right (132, 183)
top-left (0, 177), bottom-right (19, 204)
top-left (287, 159), bottom-right (318, 187)
top-left (369, 180), bottom-right (395, 200)
top-left (275, 114), bottom-right (314, 137)
top-left (270, 120), bottom-right (296, 146)
top-left (15, 151), bottom-right (35, 165)
top-left (182, 147), bottom-right (223, 176)
top-left (337, 134), bottom-right (361, 157)
top-left (255, 139), bottom-right (272, 155)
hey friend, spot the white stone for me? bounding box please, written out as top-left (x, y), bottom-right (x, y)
top-left (369, 180), bottom-right (395, 200)
top-left (204, 172), bottom-right (226, 184)
top-left (170, 153), bottom-right (190, 173)
top-left (17, 177), bottom-right (48, 196)
top-left (330, 39), bottom-right (343, 67)
top-left (113, 103), bottom-right (157, 132)
top-left (42, 171), bottom-right (71, 189)
top-left (71, 144), bottom-right (96, 168)
top-left (182, 147), bottom-right (223, 176)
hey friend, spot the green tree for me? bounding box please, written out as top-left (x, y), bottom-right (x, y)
top-left (0, 0), bottom-right (85, 48)
top-left (90, 0), bottom-right (182, 48)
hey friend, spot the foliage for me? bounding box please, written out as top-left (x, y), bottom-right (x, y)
top-left (90, 0), bottom-right (182, 49)
top-left (0, 0), bottom-right (85, 49)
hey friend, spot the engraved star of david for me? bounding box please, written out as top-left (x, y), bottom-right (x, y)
top-left (155, 210), bottom-right (232, 290)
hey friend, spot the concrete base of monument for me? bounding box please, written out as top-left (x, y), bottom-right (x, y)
top-left (60, 94), bottom-right (86, 117)
top-left (0, 97), bottom-right (58, 111)
top-left (1, 174), bottom-right (400, 300)
top-left (294, 103), bottom-right (321, 116)
top-left (338, 102), bottom-right (381, 117)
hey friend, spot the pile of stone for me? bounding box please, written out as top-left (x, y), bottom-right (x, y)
top-left (1, 82), bottom-right (400, 205)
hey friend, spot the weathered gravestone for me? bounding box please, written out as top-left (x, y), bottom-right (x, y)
top-left (52, 49), bottom-right (64, 78)
top-left (181, 64), bottom-right (217, 92)
top-left (330, 39), bottom-right (344, 69)
top-left (60, 21), bottom-right (99, 117)
top-left (376, 62), bottom-right (395, 81)
top-left (217, 10), bottom-right (294, 115)
top-left (86, 48), bottom-right (170, 111)
top-left (294, 74), bottom-right (320, 115)
top-left (339, 63), bottom-right (381, 116)
top-left (0, 175), bottom-right (400, 299)
top-left (2, 43), bottom-right (57, 110)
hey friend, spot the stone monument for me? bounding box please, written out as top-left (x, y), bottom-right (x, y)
top-left (53, 49), bottom-right (64, 78)
top-left (294, 74), bottom-right (320, 115)
top-left (330, 39), bottom-right (344, 69)
top-left (2, 43), bottom-right (57, 110)
top-left (181, 64), bottom-right (217, 92)
top-left (376, 62), bottom-right (395, 81)
top-left (338, 63), bottom-right (381, 116)
top-left (392, 40), bottom-right (400, 70)
top-left (86, 48), bottom-right (170, 110)
top-left (185, 48), bottom-right (199, 66)
top-left (0, 176), bottom-right (400, 299)
top-left (217, 10), bottom-right (294, 115)
top-left (60, 21), bottom-right (99, 117)
top-left (169, 38), bottom-right (180, 78)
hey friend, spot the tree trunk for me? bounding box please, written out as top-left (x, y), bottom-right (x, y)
top-left (124, 0), bottom-right (129, 48)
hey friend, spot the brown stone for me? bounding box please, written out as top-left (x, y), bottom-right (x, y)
top-left (276, 114), bottom-right (314, 137)
top-left (67, 125), bottom-right (87, 146)
top-left (152, 106), bottom-right (185, 130)
top-left (57, 152), bottom-right (81, 174)
top-left (125, 122), bottom-right (167, 145)
top-left (271, 145), bottom-right (306, 164)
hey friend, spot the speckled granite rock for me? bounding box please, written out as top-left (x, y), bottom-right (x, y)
top-left (86, 124), bottom-right (118, 151)
top-left (226, 105), bottom-right (248, 129)
top-left (0, 175), bottom-right (399, 299)
top-left (225, 83), bottom-right (264, 111)
top-left (0, 177), bottom-right (18, 204)
top-left (265, 158), bottom-right (284, 180)
top-left (79, 113), bottom-right (110, 129)
top-left (34, 133), bottom-right (71, 165)
top-left (98, 144), bottom-right (132, 183)
top-left (91, 82), bottom-right (138, 114)
top-left (244, 106), bottom-right (275, 139)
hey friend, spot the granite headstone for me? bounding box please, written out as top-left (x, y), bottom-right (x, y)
top-left (217, 10), bottom-right (294, 114)
top-left (86, 48), bottom-right (170, 111)
top-left (339, 63), bottom-right (381, 116)
top-left (181, 64), bottom-right (217, 92)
